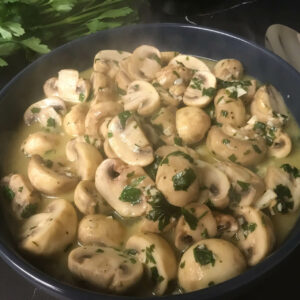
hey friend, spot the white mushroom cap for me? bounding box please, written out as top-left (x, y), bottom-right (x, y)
top-left (169, 54), bottom-right (211, 72)
top-left (24, 97), bottom-right (66, 128)
top-left (214, 58), bottom-right (244, 80)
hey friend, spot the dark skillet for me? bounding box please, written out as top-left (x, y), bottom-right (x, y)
top-left (0, 23), bottom-right (300, 300)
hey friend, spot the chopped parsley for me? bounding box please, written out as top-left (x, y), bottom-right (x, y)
top-left (217, 78), bottom-right (251, 90)
top-left (84, 135), bottom-right (90, 144)
top-left (47, 117), bottom-right (56, 128)
top-left (130, 176), bottom-right (146, 187)
top-left (203, 87), bottom-right (217, 98)
top-left (241, 222), bottom-right (257, 238)
top-left (44, 149), bottom-right (55, 155)
top-left (119, 186), bottom-right (142, 205)
top-left (151, 109), bottom-right (162, 121)
top-left (173, 70), bottom-right (180, 77)
top-left (201, 228), bottom-right (209, 238)
top-left (125, 249), bottom-right (138, 256)
top-left (228, 185), bottom-right (241, 207)
top-left (190, 77), bottom-right (204, 90)
top-left (208, 281), bottom-right (215, 287)
top-left (79, 92), bottom-right (85, 102)
top-left (31, 107), bottom-right (40, 114)
top-left (272, 184), bottom-right (294, 214)
top-left (243, 150), bottom-right (251, 155)
top-left (222, 139), bottom-right (230, 145)
top-left (193, 244), bottom-right (215, 267)
top-left (217, 96), bottom-right (224, 104)
top-left (130, 258), bottom-right (136, 264)
top-left (44, 159), bottom-right (53, 168)
top-left (117, 86), bottom-right (126, 96)
top-left (174, 136), bottom-right (183, 146)
top-left (126, 171), bottom-right (135, 178)
top-left (21, 203), bottom-right (38, 219)
top-left (253, 121), bottom-right (276, 146)
top-left (237, 180), bottom-right (250, 192)
top-left (252, 144), bottom-right (262, 154)
top-left (281, 164), bottom-right (300, 178)
top-left (1, 186), bottom-right (15, 202)
top-left (228, 154), bottom-right (237, 162)
top-left (107, 132), bottom-right (113, 138)
top-left (148, 53), bottom-right (162, 66)
top-left (96, 248), bottom-right (104, 253)
top-left (180, 261), bottom-right (185, 269)
top-left (150, 266), bottom-right (164, 283)
top-left (227, 89), bottom-right (238, 99)
top-left (181, 208), bottom-right (198, 230)
top-left (118, 111), bottom-right (132, 129)
top-left (172, 168), bottom-right (196, 191)
top-left (160, 151), bottom-right (194, 165)
top-left (145, 244), bottom-right (156, 264)
top-left (221, 110), bottom-right (228, 118)
top-left (18, 186), bottom-right (23, 193)
top-left (144, 155), bottom-right (162, 181)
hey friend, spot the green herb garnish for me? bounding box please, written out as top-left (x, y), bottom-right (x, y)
top-left (252, 144), bottom-right (262, 154)
top-left (1, 186), bottom-right (15, 202)
top-left (190, 77), bottom-right (203, 90)
top-left (148, 53), bottom-right (162, 66)
top-left (181, 208), bottom-right (198, 230)
top-left (79, 92), bottom-right (85, 102)
top-left (119, 186), bottom-right (142, 205)
top-left (228, 154), bottom-right (237, 162)
top-left (31, 107), bottom-right (40, 114)
top-left (193, 245), bottom-right (215, 266)
top-left (144, 155), bottom-right (162, 180)
top-left (281, 164), bottom-right (300, 178)
top-left (172, 168), bottom-right (196, 191)
top-left (237, 180), bottom-right (250, 192)
top-left (160, 151), bottom-right (194, 165)
top-left (145, 244), bottom-right (156, 264)
top-left (130, 176), bottom-right (146, 187)
top-left (222, 139), bottom-right (230, 145)
top-left (108, 132), bottom-right (113, 138)
top-left (221, 110), bottom-right (228, 117)
top-left (203, 87), bottom-right (217, 98)
top-left (150, 266), bottom-right (164, 283)
top-left (174, 136), bottom-right (183, 146)
top-left (118, 111), bottom-right (132, 129)
top-left (96, 248), bottom-right (104, 253)
top-left (47, 117), bottom-right (56, 128)
top-left (21, 203), bottom-right (38, 219)
top-left (180, 261), bottom-right (185, 268)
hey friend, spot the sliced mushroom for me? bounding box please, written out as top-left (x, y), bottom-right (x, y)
top-left (183, 71), bottom-right (217, 107)
top-left (126, 233), bottom-right (177, 295)
top-left (2, 174), bottom-right (40, 220)
top-left (108, 114), bottom-right (154, 166)
top-left (21, 131), bottom-right (60, 156)
top-left (214, 89), bottom-right (247, 127)
top-left (103, 139), bottom-right (118, 158)
top-left (66, 140), bottom-right (103, 180)
top-left (127, 45), bottom-right (162, 81)
top-left (28, 155), bottom-right (78, 195)
top-left (156, 153), bottom-right (199, 207)
top-left (176, 106), bottom-right (211, 145)
top-left (123, 80), bottom-right (160, 116)
top-left (63, 103), bottom-right (89, 136)
top-left (95, 159), bottom-right (152, 217)
top-left (234, 206), bottom-right (275, 266)
top-left (24, 97), bottom-right (66, 128)
top-left (85, 101), bottom-right (123, 137)
top-left (268, 131), bottom-right (292, 158)
top-left (195, 160), bottom-right (230, 209)
top-left (216, 161), bottom-right (265, 207)
top-left (175, 203), bottom-right (217, 251)
top-left (214, 58), bottom-right (244, 80)
top-left (206, 125), bottom-right (267, 166)
top-left (169, 54), bottom-right (211, 72)
top-left (213, 211), bottom-right (239, 240)
top-left (78, 214), bottom-right (125, 247)
top-left (74, 180), bottom-right (112, 215)
top-left (68, 245), bottom-right (143, 293)
top-left (115, 58), bottom-right (133, 91)
top-left (19, 199), bottom-right (77, 255)
top-left (178, 239), bottom-right (246, 292)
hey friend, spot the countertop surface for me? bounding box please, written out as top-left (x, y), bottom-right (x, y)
top-left (1, 0), bottom-right (300, 299)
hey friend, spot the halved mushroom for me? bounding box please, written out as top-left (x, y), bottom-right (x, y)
top-left (66, 140), bottom-right (103, 180)
top-left (169, 54), bottom-right (211, 72)
top-left (213, 211), bottom-right (239, 240)
top-left (216, 161), bottom-right (265, 207)
top-left (63, 103), bottom-right (89, 136)
top-left (21, 131), bottom-right (60, 156)
top-left (251, 85), bottom-right (288, 126)
top-left (78, 214), bottom-right (125, 247)
top-left (176, 106), bottom-right (211, 145)
top-left (24, 97), bottom-right (66, 128)
top-left (156, 153), bottom-right (199, 207)
top-left (103, 139), bottom-right (118, 158)
top-left (2, 174), bottom-right (40, 220)
top-left (214, 89), bottom-right (247, 127)
top-left (68, 245), bottom-right (143, 293)
top-left (95, 159), bottom-right (152, 217)
top-left (175, 203), bottom-right (217, 251)
top-left (178, 239), bottom-right (246, 292)
top-left (214, 58), bottom-right (244, 80)
top-left (44, 69), bottom-right (90, 103)
top-left (115, 58), bottom-right (133, 91)
top-left (268, 131), bottom-right (292, 158)
top-left (74, 180), bottom-right (112, 215)
top-left (19, 199), bottom-right (77, 255)
top-left (234, 206), bottom-right (275, 266)
top-left (195, 160), bottom-right (230, 209)
top-left (123, 80), bottom-right (160, 116)
top-left (127, 45), bottom-right (162, 81)
top-left (183, 71), bottom-right (217, 107)
top-left (126, 233), bottom-right (177, 295)
top-left (28, 155), bottom-right (78, 195)
top-left (206, 125), bottom-right (267, 166)
top-left (108, 113), bottom-right (154, 166)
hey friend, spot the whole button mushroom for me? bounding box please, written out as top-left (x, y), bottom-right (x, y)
top-left (68, 245), bottom-right (143, 293)
top-left (169, 54), bottom-right (211, 73)
top-left (178, 239), bottom-right (246, 292)
top-left (214, 58), bottom-right (244, 80)
top-left (176, 106), bottom-right (211, 145)
top-left (19, 199), bottom-right (77, 256)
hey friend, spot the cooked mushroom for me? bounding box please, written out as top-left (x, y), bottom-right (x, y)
top-left (214, 89), bottom-right (247, 127)
top-left (78, 214), bottom-right (125, 247)
top-left (160, 51), bottom-right (178, 65)
top-left (206, 125), bottom-right (267, 166)
top-left (176, 106), bottom-right (211, 145)
top-left (268, 131), bottom-right (292, 158)
top-left (175, 203), bottom-right (217, 251)
top-left (103, 139), bottom-right (118, 158)
top-left (126, 233), bottom-right (177, 295)
top-left (115, 58), bottom-right (133, 91)
top-left (183, 71), bottom-right (217, 107)
top-left (74, 180), bottom-right (112, 215)
top-left (123, 80), bottom-right (160, 116)
top-left (68, 246), bottom-right (143, 293)
top-left (127, 45), bottom-right (162, 81)
top-left (241, 79), bottom-right (257, 103)
top-left (169, 54), bottom-right (211, 72)
top-left (24, 97), bottom-right (66, 128)
top-left (63, 103), bottom-right (89, 136)
top-left (234, 206), bottom-right (275, 266)
top-left (95, 159), bottom-right (152, 217)
top-left (155, 145), bottom-right (200, 162)
top-left (27, 155), bottom-right (78, 195)
top-left (19, 199), bottom-right (77, 255)
top-left (178, 239), bottom-right (246, 292)
top-left (2, 174), bottom-right (40, 220)
top-left (216, 161), bottom-right (265, 207)
top-left (195, 160), bottom-right (230, 209)
top-left (156, 152), bottom-right (199, 207)
top-left (21, 131), bottom-right (60, 156)
top-left (213, 211), bottom-right (239, 240)
top-left (66, 140), bottom-right (103, 180)
top-left (214, 58), bottom-right (244, 80)
top-left (108, 113), bottom-right (154, 166)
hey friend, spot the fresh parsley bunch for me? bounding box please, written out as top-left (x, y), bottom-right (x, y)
top-left (0, 0), bottom-right (140, 67)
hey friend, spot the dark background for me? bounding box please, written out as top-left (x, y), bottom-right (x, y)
top-left (1, 0), bottom-right (300, 299)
